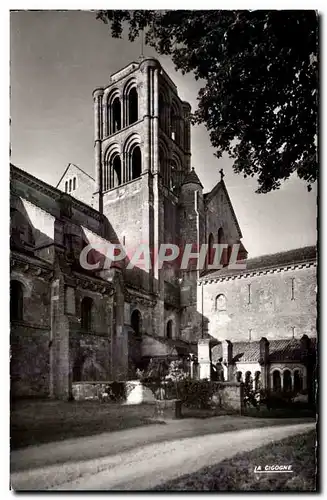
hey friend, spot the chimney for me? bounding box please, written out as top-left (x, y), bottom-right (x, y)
top-left (259, 337), bottom-right (269, 364)
top-left (222, 340), bottom-right (232, 365)
top-left (300, 334), bottom-right (311, 363)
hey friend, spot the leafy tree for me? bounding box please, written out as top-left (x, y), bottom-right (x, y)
top-left (97, 10), bottom-right (318, 193)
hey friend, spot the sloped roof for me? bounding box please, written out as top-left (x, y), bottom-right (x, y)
top-left (201, 245), bottom-right (317, 280)
top-left (212, 338), bottom-right (316, 364)
top-left (181, 168), bottom-right (203, 188)
top-left (56, 163), bottom-right (95, 188)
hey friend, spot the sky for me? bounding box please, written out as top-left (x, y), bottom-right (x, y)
top-left (10, 10), bottom-right (317, 258)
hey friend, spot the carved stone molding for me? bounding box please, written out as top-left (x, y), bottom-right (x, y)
top-left (199, 261), bottom-right (317, 285)
top-left (10, 255), bottom-right (54, 281)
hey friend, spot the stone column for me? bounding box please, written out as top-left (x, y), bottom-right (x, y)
top-left (259, 337), bottom-right (270, 389)
top-left (142, 65), bottom-right (151, 174)
top-left (93, 87), bottom-right (104, 213)
top-left (50, 274), bottom-right (71, 400)
top-left (198, 339), bottom-right (211, 380)
top-left (153, 68), bottom-right (159, 174)
top-left (222, 340), bottom-right (233, 381)
top-left (102, 93), bottom-right (108, 137)
top-left (108, 268), bottom-right (128, 381)
top-left (182, 101), bottom-right (192, 172)
top-left (303, 367), bottom-right (307, 390)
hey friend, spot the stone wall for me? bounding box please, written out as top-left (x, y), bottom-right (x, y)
top-left (199, 264), bottom-right (317, 342)
top-left (205, 183), bottom-right (241, 248)
top-left (211, 382), bottom-right (244, 414)
top-left (11, 324), bottom-right (50, 397)
top-left (56, 164), bottom-right (96, 208)
top-left (70, 332), bottom-right (111, 382)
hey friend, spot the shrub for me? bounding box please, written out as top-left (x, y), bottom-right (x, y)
top-left (176, 379), bottom-right (215, 409)
top-left (260, 389), bottom-right (299, 409)
top-left (106, 381), bottom-right (126, 402)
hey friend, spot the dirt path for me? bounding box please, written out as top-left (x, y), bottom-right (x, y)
top-left (11, 420), bottom-right (315, 490)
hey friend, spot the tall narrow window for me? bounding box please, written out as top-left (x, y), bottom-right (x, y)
top-left (208, 233), bottom-right (214, 266)
top-left (10, 280), bottom-right (24, 321)
top-left (218, 227), bottom-right (227, 266)
top-left (81, 297), bottom-right (93, 331)
top-left (112, 97), bottom-right (121, 133)
top-left (128, 88), bottom-right (138, 125)
top-left (166, 319), bottom-right (173, 339)
top-left (248, 284), bottom-right (251, 304)
top-left (291, 278), bottom-right (295, 300)
top-left (65, 181), bottom-right (68, 193)
top-left (69, 179), bottom-right (72, 192)
top-left (73, 177), bottom-right (76, 190)
top-left (131, 309), bottom-right (142, 338)
top-left (131, 146), bottom-right (141, 180)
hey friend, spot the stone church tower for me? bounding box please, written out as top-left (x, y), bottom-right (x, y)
top-left (92, 57), bottom-right (194, 339)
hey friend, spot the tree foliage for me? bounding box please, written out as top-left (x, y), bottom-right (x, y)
top-left (97, 10), bottom-right (318, 193)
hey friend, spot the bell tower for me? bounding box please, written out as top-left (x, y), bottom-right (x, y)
top-left (92, 57), bottom-right (192, 337)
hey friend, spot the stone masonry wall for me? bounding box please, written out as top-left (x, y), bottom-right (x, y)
top-left (57, 164), bottom-right (96, 208)
top-left (199, 264), bottom-right (317, 342)
top-left (11, 325), bottom-right (50, 397)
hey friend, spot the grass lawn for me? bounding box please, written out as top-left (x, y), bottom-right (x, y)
top-left (10, 399), bottom-right (162, 450)
top-left (154, 430), bottom-right (317, 491)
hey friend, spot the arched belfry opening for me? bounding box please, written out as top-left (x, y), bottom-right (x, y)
top-left (112, 155), bottom-right (122, 188)
top-left (131, 146), bottom-right (142, 180)
top-left (112, 97), bottom-right (121, 133)
top-left (128, 87), bottom-right (138, 125)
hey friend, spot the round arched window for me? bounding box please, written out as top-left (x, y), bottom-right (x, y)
top-left (215, 294), bottom-right (227, 311)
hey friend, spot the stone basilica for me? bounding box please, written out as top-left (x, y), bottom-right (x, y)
top-left (10, 57), bottom-right (317, 400)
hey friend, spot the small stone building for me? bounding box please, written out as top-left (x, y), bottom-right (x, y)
top-left (10, 57), bottom-right (317, 399)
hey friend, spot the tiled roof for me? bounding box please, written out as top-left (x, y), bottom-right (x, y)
top-left (201, 245), bottom-right (317, 280)
top-left (181, 168), bottom-right (203, 188)
top-left (211, 338), bottom-right (316, 364)
top-left (268, 338), bottom-right (317, 362)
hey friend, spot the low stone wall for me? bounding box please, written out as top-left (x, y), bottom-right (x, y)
top-left (72, 380), bottom-right (157, 403)
top-left (71, 380), bottom-right (244, 414)
top-left (211, 382), bottom-right (244, 414)
top-left (72, 381), bottom-right (112, 401)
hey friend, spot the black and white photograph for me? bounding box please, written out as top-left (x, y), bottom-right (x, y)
top-left (9, 8), bottom-right (318, 492)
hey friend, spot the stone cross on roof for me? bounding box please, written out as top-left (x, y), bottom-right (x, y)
top-left (219, 168), bottom-right (225, 181)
